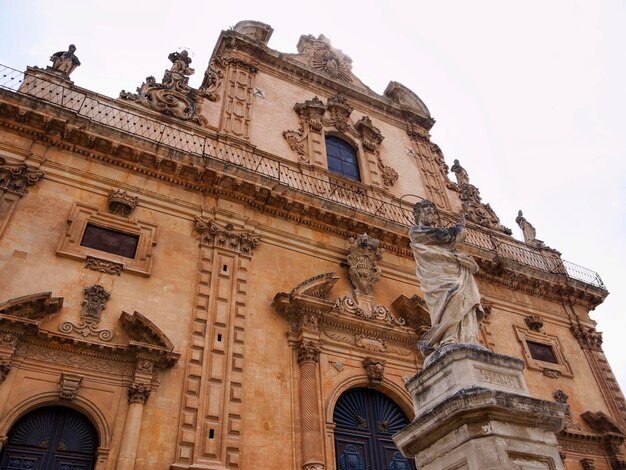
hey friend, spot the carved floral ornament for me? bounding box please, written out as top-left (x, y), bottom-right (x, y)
top-left (283, 94), bottom-right (398, 188)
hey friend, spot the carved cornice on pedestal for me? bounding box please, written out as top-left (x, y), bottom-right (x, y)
top-left (194, 217), bottom-right (261, 257)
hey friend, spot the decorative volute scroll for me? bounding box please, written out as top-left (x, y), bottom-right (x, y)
top-left (450, 159), bottom-right (512, 235)
top-left (194, 216), bottom-right (262, 256)
top-left (120, 50), bottom-right (214, 125)
top-left (347, 233), bottom-right (382, 296)
top-left (283, 93), bottom-right (398, 188)
top-left (60, 284), bottom-right (113, 341)
top-left (392, 294), bottom-right (431, 334)
top-left (570, 325), bottom-right (603, 351)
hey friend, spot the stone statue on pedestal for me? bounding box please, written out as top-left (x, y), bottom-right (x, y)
top-left (50, 44), bottom-right (81, 77)
top-left (516, 209), bottom-right (545, 247)
top-left (409, 200), bottom-right (484, 351)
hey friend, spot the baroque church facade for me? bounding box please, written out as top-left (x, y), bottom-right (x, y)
top-left (0, 20), bottom-right (622, 470)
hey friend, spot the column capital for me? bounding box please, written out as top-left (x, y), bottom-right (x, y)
top-left (297, 341), bottom-right (321, 366)
top-left (128, 382), bottom-right (151, 404)
top-left (194, 217), bottom-right (261, 257)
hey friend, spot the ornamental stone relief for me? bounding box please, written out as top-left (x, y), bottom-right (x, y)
top-left (450, 159), bottom-right (512, 235)
top-left (296, 34), bottom-right (353, 83)
top-left (334, 295), bottom-right (405, 327)
top-left (107, 189), bottom-right (138, 218)
top-left (194, 217), bottom-right (262, 257)
top-left (571, 325), bottom-right (603, 351)
top-left (363, 357), bottom-right (386, 385)
top-left (120, 50), bottom-right (216, 125)
top-left (60, 284), bottom-right (113, 341)
top-left (346, 233), bottom-right (382, 296)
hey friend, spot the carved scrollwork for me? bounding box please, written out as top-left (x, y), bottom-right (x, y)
top-left (59, 285), bottom-right (112, 341)
top-left (355, 334), bottom-right (387, 352)
top-left (84, 256), bottom-right (123, 276)
top-left (120, 50), bottom-right (209, 125)
top-left (335, 296), bottom-right (405, 326)
top-left (297, 34), bottom-right (353, 83)
top-left (571, 325), bottom-right (603, 351)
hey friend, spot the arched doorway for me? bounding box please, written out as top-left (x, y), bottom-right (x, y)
top-left (0, 405), bottom-right (98, 469)
top-left (333, 388), bottom-right (415, 470)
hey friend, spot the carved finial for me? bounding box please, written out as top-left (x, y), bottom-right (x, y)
top-left (346, 233), bottom-right (382, 296)
top-left (49, 44), bottom-right (81, 77)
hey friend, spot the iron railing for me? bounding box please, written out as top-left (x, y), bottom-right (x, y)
top-left (0, 64), bottom-right (606, 290)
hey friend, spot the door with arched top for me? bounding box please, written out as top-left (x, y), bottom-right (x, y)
top-left (0, 406), bottom-right (98, 469)
top-left (333, 388), bottom-right (415, 470)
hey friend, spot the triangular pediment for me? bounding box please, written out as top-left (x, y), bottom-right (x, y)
top-left (581, 410), bottom-right (624, 435)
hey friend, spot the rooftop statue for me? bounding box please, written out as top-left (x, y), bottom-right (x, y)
top-left (50, 44), bottom-right (81, 77)
top-left (516, 210), bottom-right (545, 248)
top-left (409, 200), bottom-right (484, 352)
top-left (450, 159), bottom-right (470, 186)
top-left (168, 50), bottom-right (194, 76)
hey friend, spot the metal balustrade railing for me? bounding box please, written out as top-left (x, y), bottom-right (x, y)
top-left (0, 64), bottom-right (607, 290)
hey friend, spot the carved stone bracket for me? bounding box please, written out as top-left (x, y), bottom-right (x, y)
top-left (107, 189), bottom-right (138, 217)
top-left (60, 284), bottom-right (112, 341)
top-left (194, 217), bottom-right (261, 257)
top-left (120, 50), bottom-right (210, 125)
top-left (59, 372), bottom-right (83, 400)
top-left (363, 357), bottom-right (386, 385)
top-left (346, 233), bottom-right (382, 295)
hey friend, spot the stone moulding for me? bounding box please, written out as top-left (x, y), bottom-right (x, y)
top-left (57, 202), bottom-right (159, 277)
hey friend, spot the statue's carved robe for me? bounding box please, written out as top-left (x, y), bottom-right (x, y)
top-left (409, 224), bottom-right (484, 348)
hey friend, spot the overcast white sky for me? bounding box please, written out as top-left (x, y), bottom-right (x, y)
top-left (2, 1), bottom-right (625, 393)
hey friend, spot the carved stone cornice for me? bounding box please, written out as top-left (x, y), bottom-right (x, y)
top-left (297, 341), bottom-right (320, 365)
top-left (213, 55), bottom-right (258, 74)
top-left (0, 292), bottom-right (63, 320)
top-left (194, 217), bottom-right (261, 257)
top-left (571, 325), bottom-right (603, 351)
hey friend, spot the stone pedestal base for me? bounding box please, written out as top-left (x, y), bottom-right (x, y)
top-left (394, 345), bottom-right (566, 470)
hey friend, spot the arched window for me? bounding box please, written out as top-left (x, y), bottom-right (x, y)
top-left (333, 388), bottom-right (415, 470)
top-left (325, 136), bottom-right (360, 181)
top-left (0, 406), bottom-right (99, 469)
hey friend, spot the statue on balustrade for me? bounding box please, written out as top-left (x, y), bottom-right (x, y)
top-left (409, 200), bottom-right (484, 352)
top-left (50, 44), bottom-right (81, 77)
